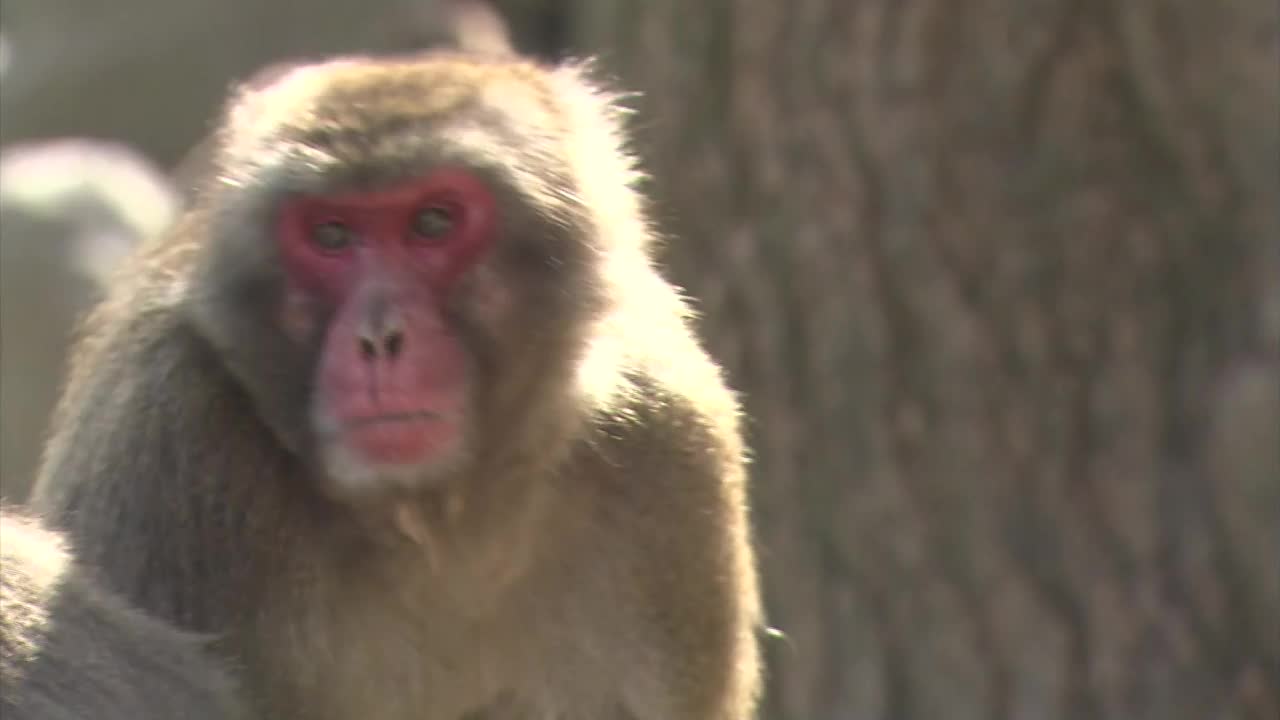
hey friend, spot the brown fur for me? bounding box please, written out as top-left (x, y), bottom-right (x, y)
top-left (0, 510), bottom-right (243, 719)
top-left (32, 52), bottom-right (762, 719)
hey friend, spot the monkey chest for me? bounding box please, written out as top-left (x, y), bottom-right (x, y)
top-left (249, 579), bottom-right (630, 719)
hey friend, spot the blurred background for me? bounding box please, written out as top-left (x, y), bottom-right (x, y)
top-left (0, 1), bottom-right (1276, 718)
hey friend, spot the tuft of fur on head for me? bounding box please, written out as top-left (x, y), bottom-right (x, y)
top-left (546, 60), bottom-right (652, 255)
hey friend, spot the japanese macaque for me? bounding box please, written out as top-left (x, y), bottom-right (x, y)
top-left (32, 51), bottom-right (763, 719)
top-left (0, 511), bottom-right (243, 719)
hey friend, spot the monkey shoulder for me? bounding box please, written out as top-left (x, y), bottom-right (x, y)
top-left (568, 364), bottom-right (752, 602)
top-left (577, 362), bottom-right (745, 489)
top-left (557, 370), bottom-right (760, 717)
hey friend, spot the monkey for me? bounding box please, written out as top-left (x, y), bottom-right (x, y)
top-left (0, 510), bottom-right (244, 719)
top-left (32, 51), bottom-right (763, 720)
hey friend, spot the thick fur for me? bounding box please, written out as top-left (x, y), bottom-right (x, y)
top-left (32, 52), bottom-right (762, 719)
top-left (0, 511), bottom-right (242, 719)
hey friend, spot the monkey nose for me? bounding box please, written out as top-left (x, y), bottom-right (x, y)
top-left (356, 294), bottom-right (406, 361)
top-left (358, 327), bottom-right (405, 361)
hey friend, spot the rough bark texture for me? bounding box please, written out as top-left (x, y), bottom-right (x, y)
top-left (542, 1), bottom-right (1280, 718)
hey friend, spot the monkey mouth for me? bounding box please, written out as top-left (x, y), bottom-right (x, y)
top-left (342, 411), bottom-right (443, 429)
top-left (334, 410), bottom-right (459, 467)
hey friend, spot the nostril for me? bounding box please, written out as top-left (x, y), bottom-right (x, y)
top-left (383, 330), bottom-right (404, 358)
top-left (359, 337), bottom-right (378, 360)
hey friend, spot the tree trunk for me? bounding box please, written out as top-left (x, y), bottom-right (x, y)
top-left (550, 1), bottom-right (1280, 718)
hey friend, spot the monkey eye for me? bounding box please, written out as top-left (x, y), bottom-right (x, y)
top-left (411, 205), bottom-right (457, 242)
top-left (310, 221), bottom-right (355, 252)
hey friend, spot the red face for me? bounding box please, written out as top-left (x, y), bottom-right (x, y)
top-left (276, 169), bottom-right (496, 478)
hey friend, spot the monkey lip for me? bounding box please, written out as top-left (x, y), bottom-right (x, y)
top-left (338, 411), bottom-right (455, 465)
top-left (343, 411), bottom-right (441, 429)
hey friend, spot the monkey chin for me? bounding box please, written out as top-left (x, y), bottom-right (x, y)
top-left (315, 421), bottom-right (471, 500)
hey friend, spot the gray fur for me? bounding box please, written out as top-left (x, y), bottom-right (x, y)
top-left (0, 511), bottom-right (243, 719)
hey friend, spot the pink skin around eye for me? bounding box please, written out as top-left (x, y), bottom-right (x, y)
top-left (276, 169), bottom-right (497, 470)
top-left (278, 168), bottom-right (495, 299)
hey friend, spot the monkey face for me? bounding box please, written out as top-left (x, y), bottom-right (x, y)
top-left (199, 161), bottom-right (553, 499)
top-left (187, 56), bottom-right (612, 501)
top-left (271, 168), bottom-right (496, 496)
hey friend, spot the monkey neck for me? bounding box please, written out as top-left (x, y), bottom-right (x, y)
top-left (328, 353), bottom-right (612, 598)
top-left (346, 456), bottom-right (560, 598)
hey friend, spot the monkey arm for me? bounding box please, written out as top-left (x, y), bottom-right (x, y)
top-left (0, 514), bottom-right (245, 720)
top-left (30, 308), bottom-right (274, 635)
top-left (581, 379), bottom-right (764, 720)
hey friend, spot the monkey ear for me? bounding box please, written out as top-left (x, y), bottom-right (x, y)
top-left (442, 0), bottom-right (517, 56)
top-left (359, 0), bottom-right (517, 59)
top-left (0, 140), bottom-right (178, 287)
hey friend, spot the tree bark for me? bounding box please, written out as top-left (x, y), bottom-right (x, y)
top-left (548, 1), bottom-right (1280, 718)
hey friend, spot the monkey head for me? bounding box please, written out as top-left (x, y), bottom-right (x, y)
top-left (188, 55), bottom-right (616, 500)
